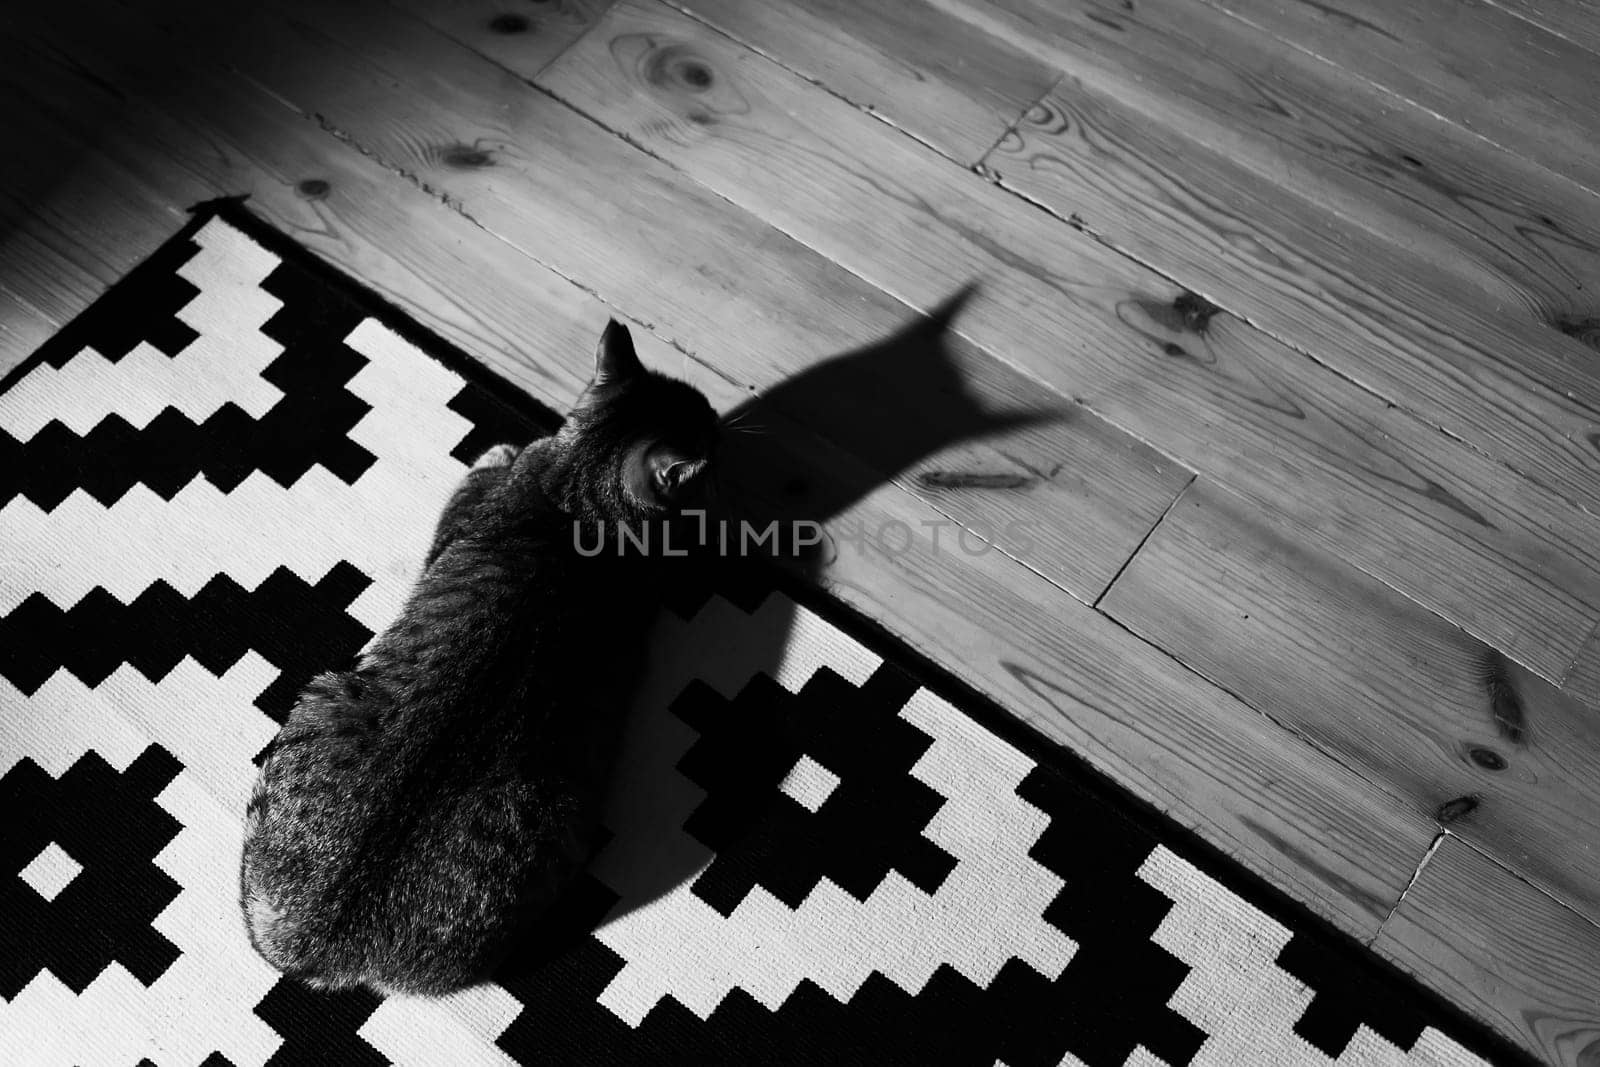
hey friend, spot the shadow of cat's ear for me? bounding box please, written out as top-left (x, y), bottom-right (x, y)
top-left (595, 319), bottom-right (644, 385)
top-left (923, 282), bottom-right (1067, 436)
top-left (925, 282), bottom-right (980, 332)
top-left (935, 281), bottom-right (1069, 433)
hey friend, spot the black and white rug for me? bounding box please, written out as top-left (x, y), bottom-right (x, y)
top-left (1, 204), bottom-right (1521, 1066)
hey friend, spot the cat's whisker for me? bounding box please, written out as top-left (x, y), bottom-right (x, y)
top-left (721, 412), bottom-right (769, 437)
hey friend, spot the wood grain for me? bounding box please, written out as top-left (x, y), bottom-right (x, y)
top-left (990, 81), bottom-right (1600, 518)
top-left (1206, 0), bottom-right (1600, 195)
top-left (0, 109), bottom-right (188, 329)
top-left (1482, 0), bottom-right (1600, 56)
top-left (1101, 477), bottom-right (1600, 924)
top-left (3, 0), bottom-right (1440, 945)
top-left (663, 0), bottom-right (1059, 163)
top-left (819, 0), bottom-right (1600, 517)
top-left (388, 0), bottom-right (614, 79)
top-left (0, 19), bottom-right (613, 409)
top-left (535, 0), bottom-right (1600, 680)
top-left (0, 66), bottom-right (205, 372)
top-left (672, 0), bottom-right (1600, 452)
top-left (0, 287), bottom-right (59, 376)
top-left (0, 224), bottom-right (111, 344)
top-left (1563, 627), bottom-right (1600, 710)
top-left (1374, 836), bottom-right (1600, 1066)
top-left (911, 0), bottom-right (1600, 356)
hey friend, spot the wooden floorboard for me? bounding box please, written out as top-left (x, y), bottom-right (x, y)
top-left (0, 225), bottom-right (109, 353)
top-left (536, 0), bottom-right (1600, 683)
top-left (390, 0), bottom-right (613, 80)
top-left (4, 0), bottom-right (1597, 1057)
top-left (699, 0), bottom-right (1600, 325)
top-left (1100, 477), bottom-right (1600, 926)
top-left (0, 110), bottom-right (188, 338)
top-left (1201, 0), bottom-right (1600, 196)
top-left (1563, 628), bottom-right (1600, 710)
top-left (658, 0), bottom-right (1059, 164)
top-left (1374, 835), bottom-right (1600, 1065)
top-left (0, 23), bottom-right (604, 411)
top-left (1482, 0), bottom-right (1600, 56)
top-left (0, 286), bottom-right (59, 377)
top-left (916, 0), bottom-right (1600, 306)
top-left (885, 0), bottom-right (1600, 512)
top-left (987, 84), bottom-right (1600, 511)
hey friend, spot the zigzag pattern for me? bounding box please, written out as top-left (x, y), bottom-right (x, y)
top-left (0, 563), bottom-right (372, 720)
top-left (0, 399), bottom-right (374, 512)
top-left (23, 228), bottom-right (202, 372)
top-left (444, 378), bottom-right (551, 464)
top-left (1, 234), bottom-right (380, 513)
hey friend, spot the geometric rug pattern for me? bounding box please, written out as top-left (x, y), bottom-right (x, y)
top-left (0, 205), bottom-right (1517, 1065)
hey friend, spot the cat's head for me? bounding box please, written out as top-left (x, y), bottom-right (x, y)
top-left (557, 319), bottom-right (719, 519)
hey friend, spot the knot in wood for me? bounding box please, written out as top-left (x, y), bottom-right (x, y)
top-left (442, 146), bottom-right (494, 169)
top-left (1435, 795), bottom-right (1479, 823)
top-left (1173, 291), bottom-right (1220, 333)
top-left (1468, 746), bottom-right (1507, 771)
top-left (679, 60), bottom-right (714, 90)
top-left (488, 13), bottom-right (530, 34)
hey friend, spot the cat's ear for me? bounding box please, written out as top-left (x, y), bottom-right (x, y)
top-left (646, 446), bottom-right (707, 504)
top-left (594, 319), bottom-right (644, 386)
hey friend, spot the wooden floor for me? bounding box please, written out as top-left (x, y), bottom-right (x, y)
top-left (5, 0), bottom-right (1600, 1058)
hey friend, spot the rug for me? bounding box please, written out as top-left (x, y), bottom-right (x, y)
top-left (0, 203), bottom-right (1523, 1066)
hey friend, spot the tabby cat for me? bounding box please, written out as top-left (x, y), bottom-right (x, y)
top-left (239, 320), bottom-right (718, 995)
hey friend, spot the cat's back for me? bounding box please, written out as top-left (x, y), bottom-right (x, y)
top-left (239, 679), bottom-right (584, 993)
top-left (239, 670), bottom-right (394, 983)
top-left (239, 531), bottom-right (634, 992)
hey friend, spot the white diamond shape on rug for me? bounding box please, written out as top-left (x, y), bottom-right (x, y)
top-left (779, 754), bottom-right (841, 813)
top-left (18, 842), bottom-right (82, 903)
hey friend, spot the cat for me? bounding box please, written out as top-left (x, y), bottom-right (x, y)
top-left (239, 319), bottom-right (719, 996)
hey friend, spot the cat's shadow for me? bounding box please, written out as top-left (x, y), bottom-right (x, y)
top-left (492, 286), bottom-right (1060, 986)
